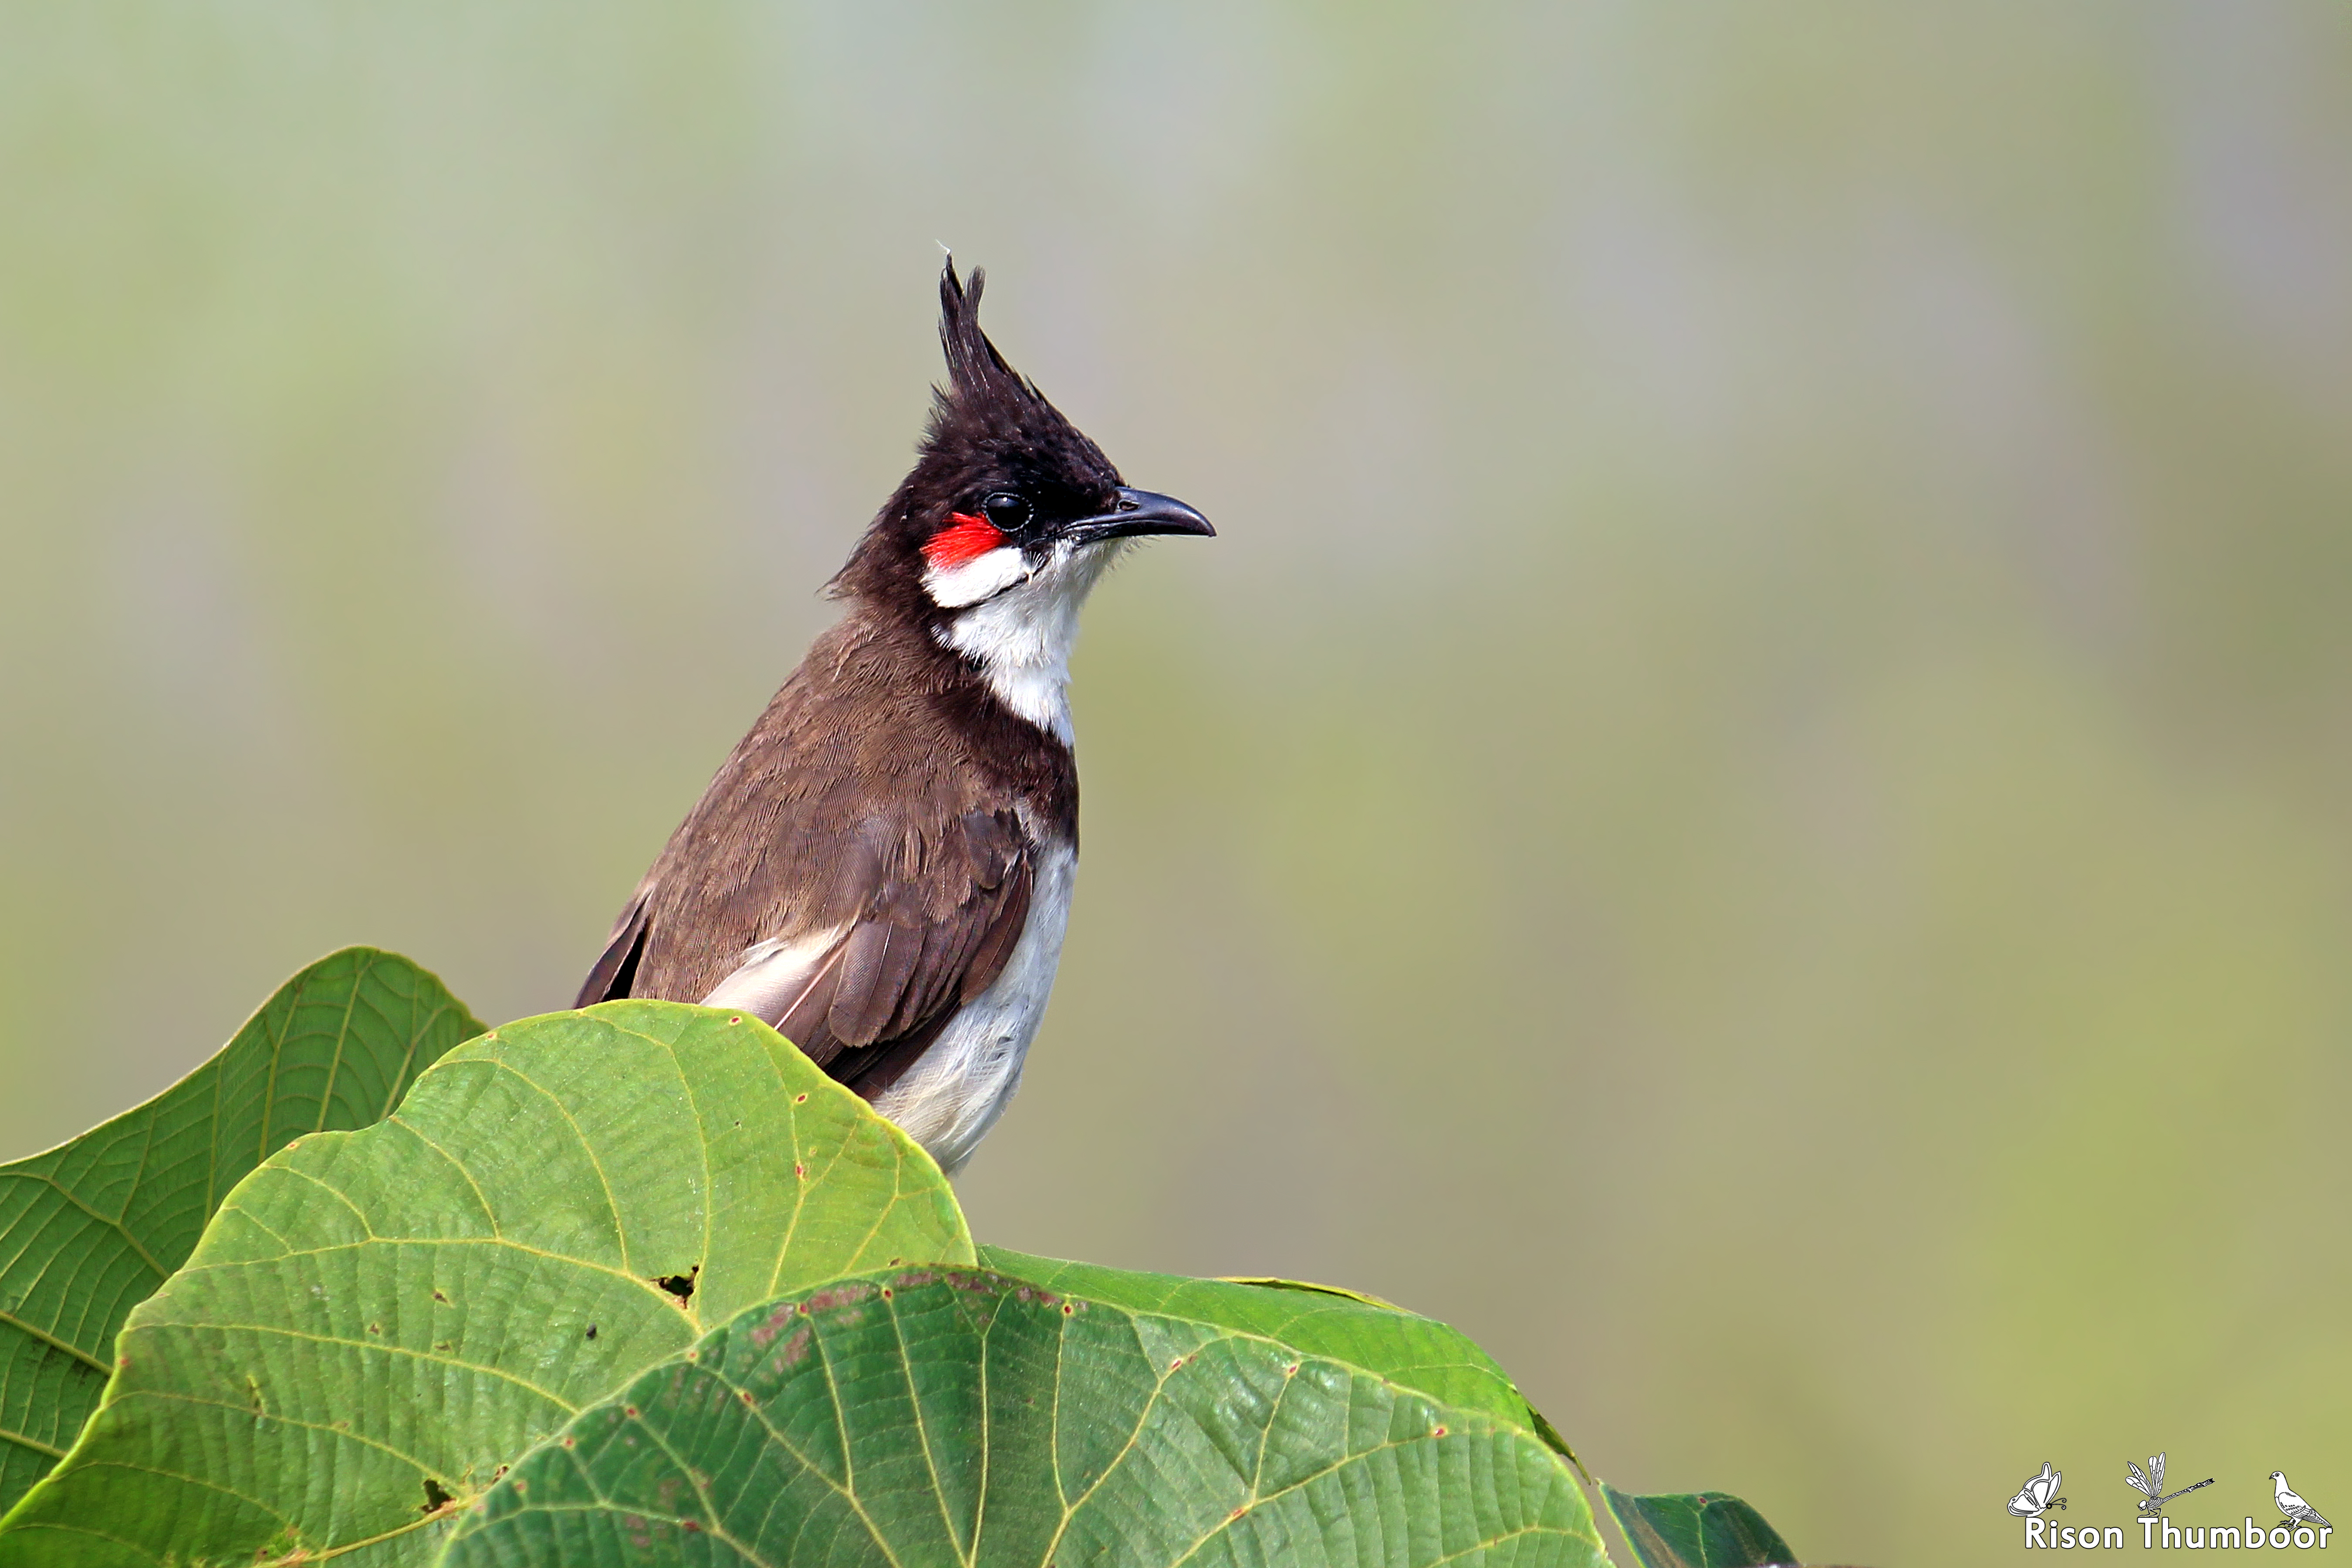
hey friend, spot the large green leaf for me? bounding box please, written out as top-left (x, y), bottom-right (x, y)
top-left (0, 947), bottom-right (483, 1515)
top-left (1601, 1484), bottom-right (1798, 1568)
top-left (0, 1000), bottom-right (972, 1567)
top-left (439, 1267), bottom-right (1607, 1568)
top-left (978, 1244), bottom-right (1579, 1463)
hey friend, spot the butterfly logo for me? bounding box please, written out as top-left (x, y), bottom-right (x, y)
top-left (2009, 1462), bottom-right (2067, 1518)
top-left (2126, 1452), bottom-right (2213, 1515)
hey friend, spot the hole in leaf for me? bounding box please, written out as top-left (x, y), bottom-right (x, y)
top-left (654, 1265), bottom-right (700, 1304)
top-left (421, 1477), bottom-right (453, 1513)
top-left (585, 1324), bottom-right (598, 1341)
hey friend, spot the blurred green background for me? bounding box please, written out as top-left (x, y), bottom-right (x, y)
top-left (4, 5), bottom-right (2349, 1563)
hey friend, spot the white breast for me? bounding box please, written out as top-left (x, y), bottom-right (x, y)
top-left (868, 838), bottom-right (1075, 1176)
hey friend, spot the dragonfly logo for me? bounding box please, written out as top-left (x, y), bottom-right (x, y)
top-left (2129, 1454), bottom-right (2214, 1516)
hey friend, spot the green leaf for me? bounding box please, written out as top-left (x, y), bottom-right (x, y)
top-left (0, 947), bottom-right (483, 1515)
top-left (1602, 1483), bottom-right (1798, 1568)
top-left (0, 1000), bottom-right (973, 1567)
top-left (439, 1267), bottom-right (1607, 1568)
top-left (980, 1244), bottom-right (1582, 1469)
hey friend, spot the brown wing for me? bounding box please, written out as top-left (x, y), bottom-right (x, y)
top-left (576, 611), bottom-right (1072, 1097)
top-left (579, 805), bottom-right (1034, 1096)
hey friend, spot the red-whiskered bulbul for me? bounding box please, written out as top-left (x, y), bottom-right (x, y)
top-left (578, 261), bottom-right (1212, 1175)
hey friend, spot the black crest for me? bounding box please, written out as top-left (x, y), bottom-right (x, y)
top-left (833, 260), bottom-right (1121, 603)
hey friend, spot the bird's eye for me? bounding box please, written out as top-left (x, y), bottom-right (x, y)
top-left (981, 492), bottom-right (1031, 531)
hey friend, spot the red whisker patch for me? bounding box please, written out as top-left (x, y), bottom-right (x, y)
top-left (923, 513), bottom-right (1007, 569)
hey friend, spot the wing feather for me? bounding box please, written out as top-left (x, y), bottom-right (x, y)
top-left (600, 804), bottom-right (1038, 1090)
top-left (576, 612), bottom-right (1071, 1102)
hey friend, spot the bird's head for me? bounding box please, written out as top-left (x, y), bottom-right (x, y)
top-left (837, 261), bottom-right (1213, 627)
top-left (2273, 1473), bottom-right (2286, 1482)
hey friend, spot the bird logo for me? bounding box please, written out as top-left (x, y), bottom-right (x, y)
top-left (2125, 1452), bottom-right (2213, 1515)
top-left (2008, 1461), bottom-right (2067, 1517)
top-left (2271, 1472), bottom-right (2330, 1531)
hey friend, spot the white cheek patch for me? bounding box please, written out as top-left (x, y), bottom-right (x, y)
top-left (923, 545), bottom-right (1032, 609)
top-left (936, 539), bottom-right (1124, 743)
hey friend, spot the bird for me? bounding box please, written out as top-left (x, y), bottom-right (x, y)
top-left (577, 260), bottom-right (1213, 1176)
top-left (2271, 1473), bottom-right (2329, 1530)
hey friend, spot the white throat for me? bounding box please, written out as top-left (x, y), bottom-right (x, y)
top-left (932, 541), bottom-right (1122, 743)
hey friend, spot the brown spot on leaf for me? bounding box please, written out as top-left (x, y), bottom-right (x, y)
top-left (653, 1264), bottom-right (700, 1305)
top-left (801, 1282), bottom-right (878, 1313)
top-left (420, 1477), bottom-right (454, 1514)
top-left (585, 1324), bottom-right (598, 1341)
top-left (750, 1304), bottom-right (796, 1348)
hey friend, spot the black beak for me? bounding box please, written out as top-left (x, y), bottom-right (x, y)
top-left (1063, 487), bottom-right (1215, 546)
